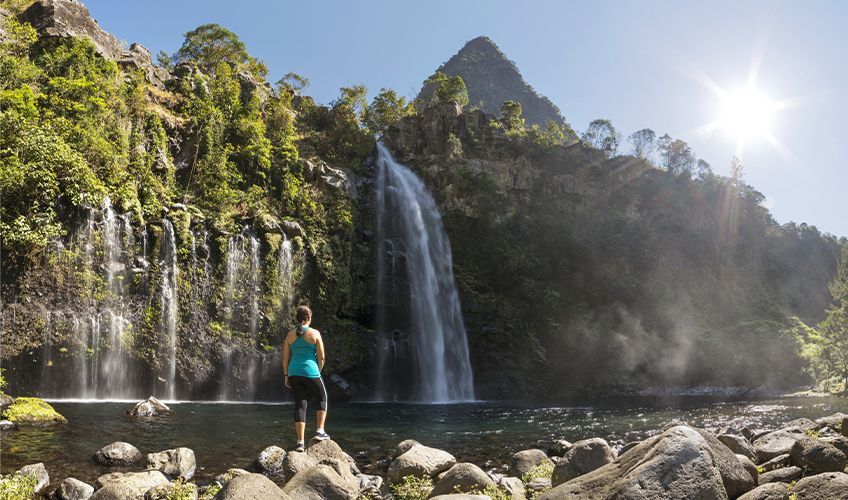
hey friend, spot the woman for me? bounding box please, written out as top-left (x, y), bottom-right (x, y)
top-left (283, 304), bottom-right (330, 451)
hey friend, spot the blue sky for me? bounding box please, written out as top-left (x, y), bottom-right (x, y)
top-left (84, 0), bottom-right (848, 237)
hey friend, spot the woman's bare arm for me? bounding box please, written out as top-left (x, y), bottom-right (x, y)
top-left (314, 331), bottom-right (326, 372)
top-left (282, 331), bottom-right (292, 388)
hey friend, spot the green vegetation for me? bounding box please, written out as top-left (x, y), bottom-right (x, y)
top-left (0, 473), bottom-right (36, 500)
top-left (3, 397), bottom-right (67, 425)
top-left (522, 461), bottom-right (555, 484)
top-left (420, 71), bottom-right (469, 108)
top-left (462, 484), bottom-right (512, 500)
top-left (198, 482), bottom-right (221, 500)
top-left (0, 368), bottom-right (7, 393)
top-left (390, 475), bottom-right (434, 500)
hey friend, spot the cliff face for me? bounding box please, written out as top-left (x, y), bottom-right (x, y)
top-left (419, 36), bottom-right (567, 127)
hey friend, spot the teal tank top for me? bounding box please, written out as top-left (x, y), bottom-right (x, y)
top-left (288, 330), bottom-right (321, 378)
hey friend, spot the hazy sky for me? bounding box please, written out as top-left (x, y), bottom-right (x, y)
top-left (83, 0), bottom-right (847, 237)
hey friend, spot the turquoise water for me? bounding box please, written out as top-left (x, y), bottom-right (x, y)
top-left (2, 396), bottom-right (847, 489)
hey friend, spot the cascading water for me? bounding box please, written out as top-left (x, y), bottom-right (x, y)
top-left (160, 220), bottom-right (179, 400)
top-left (277, 234), bottom-right (294, 308)
top-left (374, 143), bottom-right (475, 402)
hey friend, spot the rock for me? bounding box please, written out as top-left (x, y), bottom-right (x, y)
top-left (759, 453), bottom-right (791, 472)
top-left (430, 463), bottom-right (495, 497)
top-left (3, 397), bottom-right (67, 426)
top-left (550, 438), bottom-right (615, 485)
top-left (429, 495), bottom-right (491, 500)
top-left (256, 445), bottom-right (286, 482)
top-left (0, 393), bottom-right (13, 410)
top-left (307, 439), bottom-right (360, 475)
top-left (510, 449), bottom-right (552, 478)
top-left (719, 433), bottom-right (758, 463)
top-left (213, 468), bottom-right (250, 488)
top-left (497, 476), bottom-right (525, 499)
top-left (842, 416), bottom-right (848, 437)
top-left (823, 436), bottom-right (848, 456)
top-left (118, 43), bottom-right (170, 89)
top-left (129, 397), bottom-right (171, 417)
top-left (55, 477), bottom-right (95, 500)
top-left (793, 471), bottom-right (848, 499)
top-left (281, 464), bottom-right (358, 500)
top-left (237, 71), bottom-right (273, 107)
top-left (281, 220), bottom-right (306, 239)
top-left (736, 454), bottom-right (759, 485)
top-left (20, 0), bottom-right (123, 59)
top-left (538, 426), bottom-right (727, 500)
top-left (618, 441), bottom-right (640, 455)
top-left (94, 471), bottom-right (169, 499)
top-left (0, 419), bottom-right (17, 431)
top-left (214, 472), bottom-right (290, 499)
top-left (547, 439), bottom-right (572, 457)
top-left (17, 463), bottom-right (49, 496)
top-left (146, 447), bottom-right (196, 480)
top-left (789, 434), bottom-right (847, 473)
top-left (94, 441), bottom-right (142, 466)
top-left (327, 373), bottom-right (353, 402)
top-left (758, 466), bottom-right (803, 484)
top-left (693, 428), bottom-right (756, 499)
top-left (388, 444), bottom-right (456, 483)
top-left (144, 481), bottom-right (198, 500)
top-left (754, 430), bottom-right (804, 462)
top-left (282, 450), bottom-right (318, 483)
top-left (357, 473), bottom-right (383, 491)
top-left (393, 439), bottom-right (421, 459)
top-left (737, 482), bottom-right (791, 500)
top-left (525, 477), bottom-right (551, 496)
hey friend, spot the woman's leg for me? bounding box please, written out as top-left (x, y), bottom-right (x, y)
top-left (290, 377), bottom-right (308, 445)
top-left (315, 376), bottom-right (328, 433)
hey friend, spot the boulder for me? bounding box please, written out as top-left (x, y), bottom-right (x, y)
top-left (429, 496), bottom-right (491, 500)
top-left (55, 477), bottom-right (95, 500)
top-left (693, 428), bottom-right (756, 499)
top-left (145, 481), bottom-right (198, 500)
top-left (547, 439), bottom-right (572, 457)
top-left (388, 444), bottom-right (456, 483)
top-left (538, 426), bottom-right (728, 500)
top-left (0, 419), bottom-right (16, 431)
top-left (129, 397), bottom-right (171, 417)
top-left (356, 473), bottom-right (383, 491)
top-left (213, 468), bottom-right (250, 489)
top-left (754, 430), bottom-right (804, 462)
top-left (790, 434), bottom-right (847, 473)
top-left (0, 393), bottom-right (13, 410)
top-left (118, 43), bottom-right (170, 89)
top-left (393, 439), bottom-right (421, 458)
top-left (94, 442), bottom-right (143, 466)
top-left (497, 476), bottom-right (525, 500)
top-left (3, 397), bottom-right (67, 426)
top-left (282, 450), bottom-right (318, 483)
top-left (146, 447), bottom-right (196, 480)
top-left (281, 220), bottom-right (306, 239)
top-left (214, 472), bottom-right (290, 499)
top-left (783, 418), bottom-right (818, 433)
top-left (737, 483), bottom-right (791, 500)
top-left (429, 463), bottom-right (495, 497)
top-left (719, 433), bottom-right (758, 463)
top-left (823, 436), bottom-right (848, 457)
top-left (525, 477), bottom-right (552, 496)
top-left (17, 463), bottom-right (49, 496)
top-left (306, 439), bottom-right (359, 475)
top-left (281, 464), bottom-right (358, 500)
top-left (618, 441), bottom-right (640, 455)
top-left (20, 0), bottom-right (123, 59)
top-left (550, 438), bottom-right (615, 485)
top-left (759, 453), bottom-right (791, 472)
top-left (94, 471), bottom-right (169, 498)
top-left (842, 416), bottom-right (848, 438)
top-left (793, 471), bottom-right (848, 499)
top-left (510, 449), bottom-right (552, 478)
top-left (736, 454), bottom-right (759, 485)
top-left (256, 445), bottom-right (286, 482)
top-left (758, 466), bottom-right (803, 484)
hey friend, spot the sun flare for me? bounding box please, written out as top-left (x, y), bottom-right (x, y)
top-left (719, 87), bottom-right (776, 141)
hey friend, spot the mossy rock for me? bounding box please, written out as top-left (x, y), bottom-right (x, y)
top-left (3, 397), bottom-right (67, 427)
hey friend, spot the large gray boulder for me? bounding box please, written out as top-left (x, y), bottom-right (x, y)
top-left (758, 453), bottom-right (791, 472)
top-left (693, 428), bottom-right (756, 499)
top-left (0, 419), bottom-right (17, 431)
top-left (538, 426), bottom-right (728, 500)
top-left (388, 444), bottom-right (456, 484)
top-left (94, 442), bottom-right (142, 466)
top-left (719, 433), bottom-right (758, 463)
top-left (306, 439), bottom-right (359, 475)
top-left (393, 439), bottom-right (421, 458)
top-left (256, 445), bottom-right (286, 482)
top-left (789, 435), bottom-right (848, 473)
top-left (816, 413), bottom-right (848, 430)
top-left (281, 463), bottom-right (358, 500)
top-left (212, 468), bottom-right (250, 489)
top-left (213, 472), bottom-right (290, 499)
top-left (93, 471), bottom-right (169, 499)
top-left (55, 477), bottom-right (95, 500)
top-left (547, 440), bottom-right (573, 457)
top-left (20, 0), bottom-right (123, 59)
top-left (793, 471), bottom-right (848, 499)
top-left (17, 463), bottom-right (49, 496)
top-left (128, 397), bottom-right (171, 417)
top-left (754, 430), bottom-right (804, 462)
top-left (146, 447), bottom-right (196, 480)
top-left (497, 476), bottom-right (525, 500)
top-left (429, 463), bottom-right (495, 497)
top-left (823, 435), bottom-right (848, 456)
top-left (782, 418), bottom-right (818, 433)
top-left (550, 438), bottom-right (615, 485)
top-left (758, 466), bottom-right (803, 484)
top-left (282, 450), bottom-right (318, 483)
top-left (510, 449), bottom-right (553, 478)
top-left (736, 454), bottom-right (758, 485)
top-left (737, 483), bottom-right (791, 500)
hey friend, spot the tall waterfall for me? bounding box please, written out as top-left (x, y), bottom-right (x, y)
top-left (374, 143), bottom-right (475, 402)
top-left (161, 219), bottom-right (179, 400)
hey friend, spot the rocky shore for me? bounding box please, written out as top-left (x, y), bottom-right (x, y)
top-left (5, 397), bottom-right (848, 499)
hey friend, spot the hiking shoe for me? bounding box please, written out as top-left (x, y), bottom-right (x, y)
top-left (313, 429), bottom-right (331, 441)
top-left (294, 442), bottom-right (305, 452)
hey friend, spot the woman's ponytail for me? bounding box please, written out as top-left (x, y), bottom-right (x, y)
top-left (295, 304), bottom-right (312, 337)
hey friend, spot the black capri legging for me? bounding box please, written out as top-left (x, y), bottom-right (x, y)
top-left (289, 375), bottom-right (328, 422)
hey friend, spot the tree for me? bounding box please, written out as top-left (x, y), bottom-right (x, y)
top-left (420, 71), bottom-right (469, 108)
top-left (333, 85), bottom-right (368, 127)
top-left (696, 159), bottom-right (713, 180)
top-left (500, 100), bottom-right (524, 132)
top-left (730, 156), bottom-right (744, 189)
top-left (627, 128), bottom-right (656, 160)
top-left (174, 24), bottom-right (267, 78)
top-left (581, 119), bottom-right (618, 157)
top-left (657, 134), bottom-right (695, 176)
top-left (365, 88), bottom-right (414, 134)
top-left (277, 72), bottom-right (310, 92)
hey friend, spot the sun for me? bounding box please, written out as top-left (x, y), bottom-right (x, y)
top-left (719, 86), bottom-right (776, 141)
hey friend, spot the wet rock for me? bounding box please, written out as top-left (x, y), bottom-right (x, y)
top-left (94, 471), bottom-right (169, 499)
top-left (550, 438), bottom-right (615, 485)
top-left (146, 447), bottom-right (196, 480)
top-left (719, 433), bottom-right (758, 463)
top-left (547, 439), bottom-right (572, 457)
top-left (94, 442), bottom-right (142, 466)
top-left (214, 472), bottom-right (290, 499)
top-left (281, 220), bottom-right (305, 239)
top-left (0, 419), bottom-right (17, 431)
top-left (388, 444), bottom-right (456, 483)
top-left (393, 439), bottom-right (421, 459)
top-left (793, 471), bottom-right (848, 499)
top-left (281, 463), bottom-right (358, 499)
top-left (758, 466), bottom-right (803, 484)
top-left (255, 445), bottom-right (286, 482)
top-left (789, 434), bottom-right (847, 473)
top-left (754, 430), bottom-right (804, 462)
top-left (129, 397), bottom-right (171, 417)
top-left (759, 453), bottom-right (791, 472)
top-left (736, 454), bottom-right (759, 485)
top-left (430, 463), bottom-right (495, 497)
top-left (737, 482), bottom-right (791, 500)
top-left (539, 426), bottom-right (727, 500)
top-left (55, 477), bottom-right (95, 500)
top-left (510, 449), bottom-right (552, 478)
top-left (17, 463), bottom-right (49, 496)
top-left (327, 373), bottom-right (353, 402)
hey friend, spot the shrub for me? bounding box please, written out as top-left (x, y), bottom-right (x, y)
top-left (0, 473), bottom-right (37, 500)
top-left (522, 461), bottom-right (554, 484)
top-left (390, 475), bottom-right (433, 500)
top-left (3, 397), bottom-right (67, 425)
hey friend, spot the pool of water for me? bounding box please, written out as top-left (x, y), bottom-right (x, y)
top-left (2, 395), bottom-right (846, 489)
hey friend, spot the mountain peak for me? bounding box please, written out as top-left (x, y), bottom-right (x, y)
top-left (421, 36), bottom-right (566, 127)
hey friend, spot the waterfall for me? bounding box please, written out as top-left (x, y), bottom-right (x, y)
top-left (161, 219), bottom-right (179, 400)
top-left (374, 143), bottom-right (475, 402)
top-left (277, 234), bottom-right (293, 307)
top-left (248, 235), bottom-right (260, 336)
